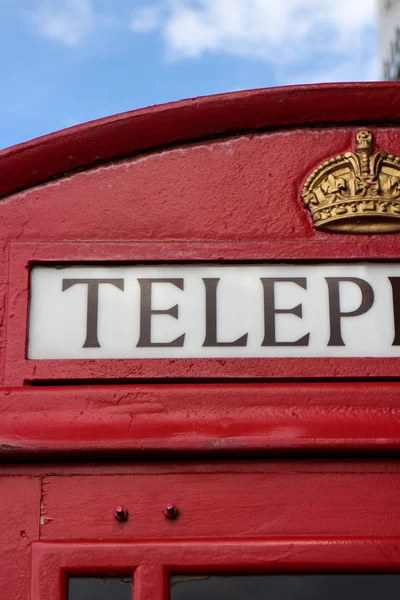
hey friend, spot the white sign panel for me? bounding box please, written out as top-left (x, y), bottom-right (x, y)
top-left (28, 263), bottom-right (400, 359)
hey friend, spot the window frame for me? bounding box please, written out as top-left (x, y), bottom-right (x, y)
top-left (31, 538), bottom-right (400, 600)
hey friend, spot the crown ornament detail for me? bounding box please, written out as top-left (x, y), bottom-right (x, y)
top-left (302, 131), bottom-right (400, 233)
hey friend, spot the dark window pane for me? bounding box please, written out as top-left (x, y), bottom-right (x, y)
top-left (171, 574), bottom-right (400, 600)
top-left (68, 576), bottom-right (131, 600)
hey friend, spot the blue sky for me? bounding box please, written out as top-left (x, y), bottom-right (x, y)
top-left (0, 0), bottom-right (378, 151)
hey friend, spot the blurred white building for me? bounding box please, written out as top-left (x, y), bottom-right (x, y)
top-left (379, 0), bottom-right (400, 79)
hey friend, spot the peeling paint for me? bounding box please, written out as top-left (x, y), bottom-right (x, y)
top-left (0, 443), bottom-right (20, 451)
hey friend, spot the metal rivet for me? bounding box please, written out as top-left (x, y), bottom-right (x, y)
top-left (114, 506), bottom-right (128, 522)
top-left (164, 503), bottom-right (179, 520)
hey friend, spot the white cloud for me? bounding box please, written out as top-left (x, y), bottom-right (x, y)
top-left (27, 0), bottom-right (379, 82)
top-left (130, 0), bottom-right (378, 82)
top-left (28, 0), bottom-right (95, 46)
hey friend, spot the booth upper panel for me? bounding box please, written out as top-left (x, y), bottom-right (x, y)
top-left (0, 85), bottom-right (399, 193)
top-left (2, 84), bottom-right (400, 387)
top-left (0, 83), bottom-right (400, 202)
top-left (0, 83), bottom-right (400, 244)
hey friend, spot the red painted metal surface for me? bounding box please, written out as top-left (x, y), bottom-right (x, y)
top-left (1, 383), bottom-right (400, 457)
top-left (31, 538), bottom-right (400, 600)
top-left (39, 468), bottom-right (400, 540)
top-left (0, 87), bottom-right (400, 390)
top-left (1, 83), bottom-right (400, 200)
top-left (0, 458), bottom-right (398, 598)
top-left (0, 477), bottom-right (40, 599)
top-left (0, 86), bottom-right (400, 449)
top-left (1, 84), bottom-right (400, 597)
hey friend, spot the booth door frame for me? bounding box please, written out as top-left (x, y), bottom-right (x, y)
top-left (32, 538), bottom-right (400, 600)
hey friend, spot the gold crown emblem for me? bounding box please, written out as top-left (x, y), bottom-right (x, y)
top-left (302, 131), bottom-right (400, 233)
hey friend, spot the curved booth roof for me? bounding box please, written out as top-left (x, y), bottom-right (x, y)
top-left (1, 82), bottom-right (400, 199)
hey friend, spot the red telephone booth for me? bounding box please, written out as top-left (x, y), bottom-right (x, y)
top-left (2, 83), bottom-right (400, 599)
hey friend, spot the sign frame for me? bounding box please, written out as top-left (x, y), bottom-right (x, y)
top-left (7, 240), bottom-right (400, 387)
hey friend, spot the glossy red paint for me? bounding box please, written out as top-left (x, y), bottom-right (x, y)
top-left (1, 82), bottom-right (400, 200)
top-left (2, 84), bottom-right (400, 598)
top-left (1, 87), bottom-right (400, 391)
top-left (2, 382), bottom-right (400, 457)
top-left (2, 459), bottom-right (400, 597)
top-left (31, 539), bottom-right (400, 600)
top-left (0, 477), bottom-right (40, 599)
top-left (39, 466), bottom-right (400, 540)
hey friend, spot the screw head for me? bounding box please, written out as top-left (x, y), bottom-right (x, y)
top-left (164, 503), bottom-right (179, 520)
top-left (114, 506), bottom-right (128, 522)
